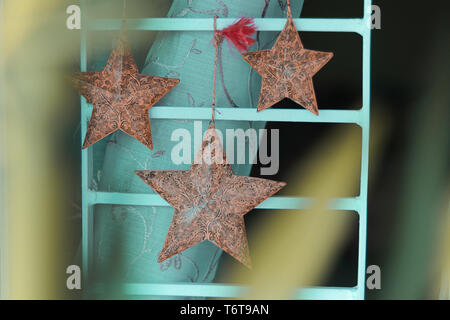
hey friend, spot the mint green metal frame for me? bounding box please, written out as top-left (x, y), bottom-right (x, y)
top-left (80, 0), bottom-right (372, 300)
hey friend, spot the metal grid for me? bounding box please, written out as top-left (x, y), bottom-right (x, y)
top-left (80, 0), bottom-right (372, 300)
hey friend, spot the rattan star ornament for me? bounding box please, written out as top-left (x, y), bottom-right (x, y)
top-left (73, 25), bottom-right (179, 149)
top-left (136, 124), bottom-right (286, 268)
top-left (242, 0), bottom-right (333, 114)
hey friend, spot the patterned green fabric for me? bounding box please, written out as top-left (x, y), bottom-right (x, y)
top-left (89, 0), bottom-right (303, 297)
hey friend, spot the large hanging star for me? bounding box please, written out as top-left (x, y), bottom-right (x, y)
top-left (73, 30), bottom-right (179, 149)
top-left (242, 6), bottom-right (333, 114)
top-left (136, 124), bottom-right (286, 268)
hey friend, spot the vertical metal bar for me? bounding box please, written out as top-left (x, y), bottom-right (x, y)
top-left (80, 0), bottom-right (94, 293)
top-left (355, 0), bottom-right (372, 300)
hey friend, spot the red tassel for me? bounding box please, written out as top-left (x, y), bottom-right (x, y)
top-left (218, 17), bottom-right (257, 53)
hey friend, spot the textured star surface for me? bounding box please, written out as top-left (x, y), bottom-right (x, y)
top-left (242, 8), bottom-right (333, 114)
top-left (73, 31), bottom-right (179, 149)
top-left (136, 124), bottom-right (286, 268)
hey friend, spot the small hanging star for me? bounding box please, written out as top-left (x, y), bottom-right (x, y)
top-left (73, 28), bottom-right (179, 149)
top-left (242, 4), bottom-right (333, 114)
top-left (136, 124), bottom-right (286, 268)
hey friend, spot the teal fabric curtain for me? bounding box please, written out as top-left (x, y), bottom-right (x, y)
top-left (88, 0), bottom-right (303, 298)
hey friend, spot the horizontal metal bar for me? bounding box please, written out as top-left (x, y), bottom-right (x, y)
top-left (88, 18), bottom-right (366, 34)
top-left (83, 106), bottom-right (363, 125)
top-left (296, 286), bottom-right (358, 300)
top-left (88, 191), bottom-right (360, 212)
top-left (90, 282), bottom-right (358, 299)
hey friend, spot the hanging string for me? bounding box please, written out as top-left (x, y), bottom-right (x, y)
top-left (211, 15), bottom-right (220, 124)
top-left (210, 16), bottom-right (257, 122)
